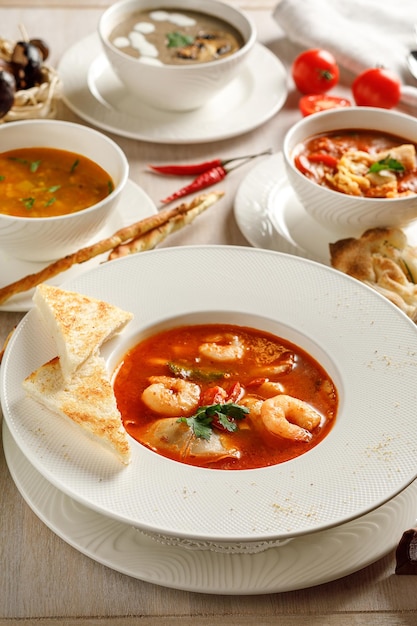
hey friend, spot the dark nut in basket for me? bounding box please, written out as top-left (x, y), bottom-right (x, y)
top-left (11, 41), bottom-right (43, 89)
top-left (0, 69), bottom-right (16, 119)
top-left (29, 38), bottom-right (50, 61)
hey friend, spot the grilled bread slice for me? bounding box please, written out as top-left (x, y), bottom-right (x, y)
top-left (330, 227), bottom-right (417, 321)
top-left (33, 284), bottom-right (133, 381)
top-left (22, 353), bottom-right (131, 464)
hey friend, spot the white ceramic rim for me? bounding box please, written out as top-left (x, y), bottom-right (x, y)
top-left (0, 119), bottom-right (129, 224)
top-left (0, 179), bottom-right (157, 312)
top-left (283, 106), bottom-right (417, 207)
top-left (98, 0), bottom-right (257, 70)
top-left (2, 245), bottom-right (417, 544)
top-left (4, 420), bottom-right (417, 594)
top-left (58, 35), bottom-right (287, 144)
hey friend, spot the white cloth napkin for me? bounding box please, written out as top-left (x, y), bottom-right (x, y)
top-left (273, 0), bottom-right (417, 84)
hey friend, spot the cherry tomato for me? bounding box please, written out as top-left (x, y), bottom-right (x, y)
top-left (299, 94), bottom-right (352, 116)
top-left (352, 68), bottom-right (401, 108)
top-left (292, 49), bottom-right (339, 94)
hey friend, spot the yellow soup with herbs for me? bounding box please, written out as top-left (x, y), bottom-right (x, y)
top-left (0, 147), bottom-right (114, 218)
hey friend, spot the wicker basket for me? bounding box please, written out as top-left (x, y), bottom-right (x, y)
top-left (0, 37), bottom-right (61, 123)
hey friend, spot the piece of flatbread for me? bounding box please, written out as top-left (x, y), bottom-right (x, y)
top-left (33, 284), bottom-right (133, 381)
top-left (22, 353), bottom-right (131, 464)
top-left (329, 227), bottom-right (417, 321)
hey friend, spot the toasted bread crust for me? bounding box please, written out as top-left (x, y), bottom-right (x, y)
top-left (34, 284), bottom-right (133, 381)
top-left (330, 227), bottom-right (417, 321)
top-left (23, 354), bottom-right (131, 464)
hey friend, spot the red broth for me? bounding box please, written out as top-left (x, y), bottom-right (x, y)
top-left (113, 324), bottom-right (338, 470)
top-left (294, 129), bottom-right (417, 196)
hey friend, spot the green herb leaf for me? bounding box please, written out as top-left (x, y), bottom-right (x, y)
top-left (216, 412), bottom-right (238, 432)
top-left (10, 157), bottom-right (29, 166)
top-left (166, 31), bottom-right (195, 48)
top-left (20, 197), bottom-right (35, 210)
top-left (30, 160), bottom-right (41, 173)
top-left (186, 413), bottom-right (214, 440)
top-left (48, 185), bottom-right (61, 193)
top-left (44, 197), bottom-right (57, 207)
top-left (70, 159), bottom-right (79, 173)
top-left (107, 180), bottom-right (114, 195)
top-left (177, 402), bottom-right (249, 440)
top-left (0, 175), bottom-right (4, 181)
top-left (167, 361), bottom-right (225, 382)
top-left (219, 403), bottom-right (250, 420)
top-left (368, 156), bottom-right (405, 174)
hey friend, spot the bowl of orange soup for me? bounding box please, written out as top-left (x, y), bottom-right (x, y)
top-left (98, 0), bottom-right (256, 111)
top-left (283, 107), bottom-right (417, 237)
top-left (0, 119), bottom-right (128, 261)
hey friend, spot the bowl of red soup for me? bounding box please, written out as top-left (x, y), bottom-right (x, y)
top-left (283, 107), bottom-right (417, 236)
top-left (112, 314), bottom-right (339, 472)
top-left (0, 119), bottom-right (128, 261)
top-left (98, 0), bottom-right (256, 111)
top-left (4, 246), bottom-right (417, 551)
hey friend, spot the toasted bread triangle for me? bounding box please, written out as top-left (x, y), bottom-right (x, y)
top-left (33, 284), bottom-right (133, 381)
top-left (22, 354), bottom-right (131, 464)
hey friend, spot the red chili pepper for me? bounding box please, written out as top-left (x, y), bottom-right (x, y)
top-left (225, 381), bottom-right (243, 403)
top-left (200, 385), bottom-right (227, 405)
top-left (307, 153), bottom-right (338, 168)
top-left (294, 154), bottom-right (313, 176)
top-left (161, 166), bottom-right (227, 204)
top-left (160, 150), bottom-right (272, 204)
top-left (150, 158), bottom-right (223, 176)
top-left (149, 150), bottom-right (272, 176)
top-left (294, 152), bottom-right (338, 176)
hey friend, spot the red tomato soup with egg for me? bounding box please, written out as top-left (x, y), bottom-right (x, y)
top-left (113, 323), bottom-right (338, 470)
top-left (293, 129), bottom-right (417, 198)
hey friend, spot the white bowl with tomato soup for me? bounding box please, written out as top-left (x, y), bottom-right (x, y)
top-left (0, 119), bottom-right (128, 262)
top-left (5, 246), bottom-right (417, 551)
top-left (283, 107), bottom-right (417, 237)
top-left (98, 0), bottom-right (256, 111)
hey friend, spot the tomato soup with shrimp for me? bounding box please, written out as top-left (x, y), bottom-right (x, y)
top-left (113, 323), bottom-right (338, 470)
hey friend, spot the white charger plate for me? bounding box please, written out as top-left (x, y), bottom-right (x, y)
top-left (58, 34), bottom-right (288, 144)
top-left (0, 180), bottom-right (156, 312)
top-left (3, 421), bottom-right (417, 594)
top-left (2, 246), bottom-right (417, 547)
top-left (234, 153), bottom-right (417, 264)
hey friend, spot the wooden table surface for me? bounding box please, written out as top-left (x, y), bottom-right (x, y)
top-left (0, 1), bottom-right (416, 624)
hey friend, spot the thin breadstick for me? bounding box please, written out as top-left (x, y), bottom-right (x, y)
top-left (108, 191), bottom-right (223, 259)
top-left (0, 191), bottom-right (224, 305)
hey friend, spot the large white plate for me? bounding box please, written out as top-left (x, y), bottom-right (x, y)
top-left (234, 152), bottom-right (417, 264)
top-left (2, 246), bottom-right (417, 546)
top-left (0, 180), bottom-right (156, 312)
top-left (3, 421), bottom-right (417, 594)
top-left (58, 34), bottom-right (288, 144)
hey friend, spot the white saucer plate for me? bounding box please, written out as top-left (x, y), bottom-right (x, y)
top-left (0, 180), bottom-right (156, 312)
top-left (234, 153), bottom-right (417, 264)
top-left (3, 246), bottom-right (417, 547)
top-left (3, 421), bottom-right (416, 594)
top-left (58, 34), bottom-right (288, 144)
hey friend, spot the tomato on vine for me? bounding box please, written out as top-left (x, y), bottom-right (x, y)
top-left (291, 48), bottom-right (339, 94)
top-left (352, 68), bottom-right (401, 108)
